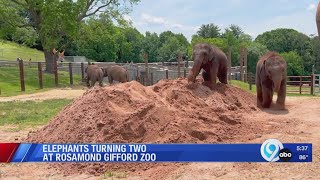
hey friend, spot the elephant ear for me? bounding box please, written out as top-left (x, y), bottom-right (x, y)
top-left (262, 59), bottom-right (271, 77)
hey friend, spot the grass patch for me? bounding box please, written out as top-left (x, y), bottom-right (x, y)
top-left (230, 80), bottom-right (317, 97)
top-left (0, 41), bottom-right (44, 61)
top-left (0, 66), bottom-right (81, 97)
top-left (230, 80), bottom-right (256, 94)
top-left (104, 171), bottom-right (127, 179)
top-left (0, 99), bottom-right (72, 129)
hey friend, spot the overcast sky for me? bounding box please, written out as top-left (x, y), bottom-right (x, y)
top-left (124, 0), bottom-right (319, 41)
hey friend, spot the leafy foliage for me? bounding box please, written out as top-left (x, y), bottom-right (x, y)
top-left (246, 42), bottom-right (268, 74)
top-left (281, 51), bottom-right (304, 76)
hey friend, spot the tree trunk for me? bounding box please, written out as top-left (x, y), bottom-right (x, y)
top-left (44, 49), bottom-right (55, 73)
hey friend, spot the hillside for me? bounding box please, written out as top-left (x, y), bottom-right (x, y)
top-left (0, 41), bottom-right (44, 61)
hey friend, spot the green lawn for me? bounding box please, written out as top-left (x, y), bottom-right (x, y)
top-left (0, 99), bottom-right (72, 129)
top-left (0, 40), bottom-right (44, 61)
top-left (0, 66), bottom-right (81, 97)
top-left (230, 80), bottom-right (315, 97)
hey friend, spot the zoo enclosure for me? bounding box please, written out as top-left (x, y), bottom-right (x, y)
top-left (0, 58), bottom-right (194, 95)
top-left (1, 59), bottom-right (319, 96)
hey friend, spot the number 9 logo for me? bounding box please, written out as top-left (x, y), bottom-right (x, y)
top-left (260, 139), bottom-right (284, 162)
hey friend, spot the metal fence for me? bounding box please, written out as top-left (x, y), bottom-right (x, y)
top-left (0, 60), bottom-right (193, 95)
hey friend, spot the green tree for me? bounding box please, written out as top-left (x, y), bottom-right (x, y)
top-left (194, 23), bottom-right (221, 38)
top-left (0, 0), bottom-right (140, 72)
top-left (224, 24), bottom-right (244, 39)
top-left (142, 32), bottom-right (160, 62)
top-left (159, 31), bottom-right (175, 45)
top-left (255, 28), bottom-right (311, 55)
top-left (76, 14), bottom-right (117, 61)
top-left (255, 28), bottom-right (313, 74)
top-left (122, 27), bottom-right (144, 63)
top-left (158, 36), bottom-right (187, 62)
top-left (281, 51), bottom-right (304, 76)
top-left (246, 42), bottom-right (268, 73)
top-left (158, 31), bottom-right (189, 61)
top-left (12, 27), bottom-right (39, 47)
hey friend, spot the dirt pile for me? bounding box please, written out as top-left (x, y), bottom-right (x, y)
top-left (26, 78), bottom-right (262, 175)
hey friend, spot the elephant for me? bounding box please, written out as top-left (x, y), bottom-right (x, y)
top-left (256, 52), bottom-right (287, 109)
top-left (187, 43), bottom-right (228, 88)
top-left (85, 64), bottom-right (106, 88)
top-left (316, 2), bottom-right (320, 37)
top-left (101, 65), bottom-right (129, 84)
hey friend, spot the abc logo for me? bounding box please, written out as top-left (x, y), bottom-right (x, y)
top-left (278, 148), bottom-right (292, 162)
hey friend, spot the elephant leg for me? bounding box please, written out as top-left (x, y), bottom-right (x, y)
top-left (262, 85), bottom-right (272, 108)
top-left (210, 64), bottom-right (218, 85)
top-left (276, 79), bottom-right (286, 109)
top-left (218, 68), bottom-right (228, 84)
top-left (108, 76), bottom-right (113, 85)
top-left (99, 78), bottom-right (103, 87)
top-left (86, 76), bottom-right (90, 87)
top-left (90, 79), bottom-right (96, 87)
top-left (202, 67), bottom-right (217, 89)
top-left (90, 77), bottom-right (98, 87)
top-left (256, 80), bottom-right (263, 107)
top-left (202, 71), bottom-right (211, 81)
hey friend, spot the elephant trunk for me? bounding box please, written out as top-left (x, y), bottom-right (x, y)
top-left (188, 60), bottom-right (201, 82)
top-left (273, 79), bottom-right (282, 93)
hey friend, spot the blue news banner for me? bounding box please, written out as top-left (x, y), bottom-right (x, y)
top-left (9, 139), bottom-right (312, 163)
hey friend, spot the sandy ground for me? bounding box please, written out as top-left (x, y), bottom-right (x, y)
top-left (0, 89), bottom-right (86, 102)
top-left (0, 95), bottom-right (319, 179)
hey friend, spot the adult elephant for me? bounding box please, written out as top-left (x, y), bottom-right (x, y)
top-left (256, 52), bottom-right (287, 109)
top-left (187, 43), bottom-right (228, 89)
top-left (316, 2), bottom-right (320, 36)
top-left (101, 65), bottom-right (129, 84)
top-left (85, 64), bottom-right (106, 88)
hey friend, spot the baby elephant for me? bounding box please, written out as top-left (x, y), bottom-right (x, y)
top-left (85, 64), bottom-right (107, 88)
top-left (188, 43), bottom-right (228, 89)
top-left (256, 52), bottom-right (287, 110)
top-left (101, 65), bottom-right (129, 84)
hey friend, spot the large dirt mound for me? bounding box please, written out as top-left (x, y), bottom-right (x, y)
top-left (26, 78), bottom-right (262, 175)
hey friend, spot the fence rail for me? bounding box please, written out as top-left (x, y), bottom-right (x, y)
top-left (238, 73), bottom-right (316, 95)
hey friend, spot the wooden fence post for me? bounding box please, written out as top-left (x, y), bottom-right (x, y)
top-left (150, 72), bottom-right (153, 85)
top-left (311, 74), bottom-right (314, 95)
top-left (38, 62), bottom-right (43, 89)
top-left (249, 73), bottom-right (252, 91)
top-left (69, 63), bottom-right (73, 85)
top-left (144, 53), bottom-right (149, 85)
top-left (54, 60), bottom-right (58, 87)
top-left (81, 62), bottom-right (85, 82)
top-left (239, 47), bottom-right (244, 82)
top-left (19, 60), bottom-right (25, 91)
top-left (299, 76), bottom-right (302, 94)
top-left (244, 48), bottom-right (248, 83)
top-left (136, 66), bottom-right (140, 82)
top-left (166, 69), bottom-right (169, 79)
top-left (178, 51), bottom-right (182, 77)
